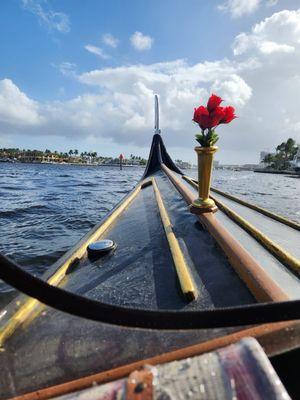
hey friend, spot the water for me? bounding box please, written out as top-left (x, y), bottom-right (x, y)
top-left (0, 163), bottom-right (143, 302)
top-left (0, 163), bottom-right (299, 302)
top-left (194, 169), bottom-right (300, 224)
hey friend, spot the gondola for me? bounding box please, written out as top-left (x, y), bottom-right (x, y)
top-left (0, 96), bottom-right (300, 399)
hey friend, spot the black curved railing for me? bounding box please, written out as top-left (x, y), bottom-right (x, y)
top-left (1, 252), bottom-right (300, 330)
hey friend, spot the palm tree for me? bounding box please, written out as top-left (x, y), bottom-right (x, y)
top-left (275, 138), bottom-right (297, 169)
top-left (74, 149), bottom-right (79, 156)
top-left (263, 153), bottom-right (274, 165)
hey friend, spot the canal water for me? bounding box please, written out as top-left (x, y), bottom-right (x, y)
top-left (0, 162), bottom-right (299, 303)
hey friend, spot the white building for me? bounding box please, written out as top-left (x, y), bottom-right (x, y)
top-left (291, 146), bottom-right (300, 171)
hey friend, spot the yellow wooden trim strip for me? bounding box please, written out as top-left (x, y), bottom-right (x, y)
top-left (183, 176), bottom-right (300, 273)
top-left (151, 178), bottom-right (197, 301)
top-left (0, 180), bottom-right (149, 347)
top-left (211, 187), bottom-right (300, 230)
top-left (48, 182), bottom-right (145, 286)
top-left (187, 176), bottom-right (300, 231)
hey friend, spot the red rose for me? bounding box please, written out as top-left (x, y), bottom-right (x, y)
top-left (193, 105), bottom-right (225, 130)
top-left (219, 106), bottom-right (236, 124)
top-left (193, 106), bottom-right (208, 121)
top-left (209, 106), bottom-right (225, 127)
top-left (193, 106), bottom-right (211, 130)
top-left (207, 94), bottom-right (223, 112)
top-left (193, 94), bottom-right (236, 146)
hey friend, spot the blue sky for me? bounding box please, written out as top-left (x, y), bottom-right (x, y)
top-left (1, 1), bottom-right (245, 99)
top-left (1, 0), bottom-right (300, 163)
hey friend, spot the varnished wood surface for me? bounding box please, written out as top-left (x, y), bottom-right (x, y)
top-left (162, 164), bottom-right (289, 302)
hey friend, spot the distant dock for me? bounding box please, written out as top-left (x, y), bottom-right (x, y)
top-left (254, 168), bottom-right (299, 176)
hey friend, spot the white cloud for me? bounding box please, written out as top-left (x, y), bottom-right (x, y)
top-left (0, 79), bottom-right (42, 127)
top-left (76, 60), bottom-right (252, 146)
top-left (21, 0), bottom-right (70, 33)
top-left (84, 45), bottom-right (110, 59)
top-left (218, 0), bottom-right (260, 18)
top-left (0, 60), bottom-right (251, 148)
top-left (258, 41), bottom-right (294, 54)
top-left (130, 31), bottom-right (153, 51)
top-left (1, 9), bottom-right (300, 162)
top-left (233, 9), bottom-right (300, 55)
top-left (211, 75), bottom-right (252, 106)
top-left (102, 33), bottom-right (119, 48)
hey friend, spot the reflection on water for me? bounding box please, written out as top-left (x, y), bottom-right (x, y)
top-left (0, 163), bottom-right (299, 300)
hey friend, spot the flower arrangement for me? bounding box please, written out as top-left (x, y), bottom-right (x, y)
top-left (193, 94), bottom-right (236, 147)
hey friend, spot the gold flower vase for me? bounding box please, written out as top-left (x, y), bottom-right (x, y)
top-left (189, 146), bottom-right (218, 214)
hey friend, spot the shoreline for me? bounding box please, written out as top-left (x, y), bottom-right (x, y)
top-left (0, 161), bottom-right (145, 168)
top-left (254, 168), bottom-right (300, 176)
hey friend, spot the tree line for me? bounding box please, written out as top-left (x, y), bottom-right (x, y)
top-left (0, 148), bottom-right (147, 165)
top-left (263, 138), bottom-right (298, 170)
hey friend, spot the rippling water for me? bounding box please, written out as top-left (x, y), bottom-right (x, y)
top-left (198, 169), bottom-right (299, 223)
top-left (0, 162), bottom-right (299, 302)
top-left (0, 163), bottom-right (143, 302)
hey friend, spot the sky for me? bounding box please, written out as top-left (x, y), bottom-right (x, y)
top-left (1, 0), bottom-right (300, 164)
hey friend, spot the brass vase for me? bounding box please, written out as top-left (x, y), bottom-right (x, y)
top-left (190, 146), bottom-right (218, 214)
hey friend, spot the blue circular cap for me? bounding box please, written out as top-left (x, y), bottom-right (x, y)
top-left (87, 240), bottom-right (116, 256)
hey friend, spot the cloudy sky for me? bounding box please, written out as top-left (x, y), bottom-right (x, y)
top-left (1, 0), bottom-right (300, 163)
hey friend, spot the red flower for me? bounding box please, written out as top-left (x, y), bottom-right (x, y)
top-left (193, 94), bottom-right (236, 146)
top-left (209, 106), bottom-right (225, 127)
top-left (219, 106), bottom-right (236, 124)
top-left (193, 105), bottom-right (225, 130)
top-left (193, 106), bottom-right (208, 122)
top-left (207, 94), bottom-right (223, 112)
top-left (193, 106), bottom-right (210, 130)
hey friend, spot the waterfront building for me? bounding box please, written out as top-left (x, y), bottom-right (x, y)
top-left (291, 146), bottom-right (300, 171)
top-left (240, 164), bottom-right (259, 171)
top-left (175, 160), bottom-right (192, 169)
top-left (20, 153), bottom-right (62, 163)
